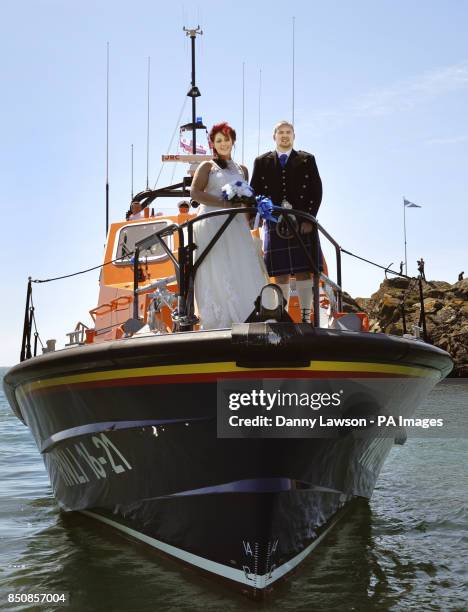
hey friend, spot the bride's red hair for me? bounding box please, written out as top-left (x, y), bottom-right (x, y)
top-left (209, 122), bottom-right (237, 149)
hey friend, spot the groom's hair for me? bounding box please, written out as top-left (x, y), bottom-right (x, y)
top-left (273, 120), bottom-right (295, 136)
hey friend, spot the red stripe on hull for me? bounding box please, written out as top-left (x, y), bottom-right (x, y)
top-left (26, 370), bottom-right (402, 395)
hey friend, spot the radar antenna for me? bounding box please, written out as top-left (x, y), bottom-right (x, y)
top-left (183, 25), bottom-right (203, 155)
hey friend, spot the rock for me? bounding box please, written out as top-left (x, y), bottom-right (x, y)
top-left (436, 306), bottom-right (458, 324)
top-left (384, 277), bottom-right (411, 290)
top-left (382, 294), bottom-right (400, 308)
top-left (342, 292), bottom-right (362, 314)
top-left (453, 278), bottom-right (468, 298)
top-left (423, 298), bottom-right (443, 313)
top-left (348, 278), bottom-right (468, 377)
top-left (428, 280), bottom-right (452, 291)
top-left (425, 288), bottom-right (448, 299)
top-left (355, 297), bottom-right (372, 311)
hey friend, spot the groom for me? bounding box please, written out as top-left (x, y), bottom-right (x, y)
top-left (250, 120), bottom-right (322, 321)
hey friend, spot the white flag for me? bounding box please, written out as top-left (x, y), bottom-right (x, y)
top-left (404, 198), bottom-right (421, 208)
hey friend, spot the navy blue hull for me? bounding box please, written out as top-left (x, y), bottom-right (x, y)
top-left (3, 326), bottom-right (452, 597)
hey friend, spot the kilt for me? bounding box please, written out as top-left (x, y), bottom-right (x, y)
top-left (263, 220), bottom-right (323, 277)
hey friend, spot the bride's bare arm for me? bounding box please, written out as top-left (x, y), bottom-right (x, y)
top-left (191, 161), bottom-right (226, 207)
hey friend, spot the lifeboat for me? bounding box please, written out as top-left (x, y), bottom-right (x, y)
top-left (2, 29), bottom-right (453, 601)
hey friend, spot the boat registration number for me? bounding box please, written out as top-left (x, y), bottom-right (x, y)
top-left (50, 432), bottom-right (132, 487)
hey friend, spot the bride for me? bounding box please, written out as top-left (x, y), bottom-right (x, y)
top-left (190, 122), bottom-right (268, 329)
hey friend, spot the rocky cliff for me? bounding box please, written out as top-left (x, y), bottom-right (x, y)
top-left (343, 278), bottom-right (468, 377)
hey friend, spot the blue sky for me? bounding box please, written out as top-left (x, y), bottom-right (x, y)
top-left (1, 0), bottom-right (467, 365)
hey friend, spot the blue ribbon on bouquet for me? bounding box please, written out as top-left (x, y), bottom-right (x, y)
top-left (254, 196), bottom-right (278, 228)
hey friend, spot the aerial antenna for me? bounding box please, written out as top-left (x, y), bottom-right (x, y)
top-left (183, 25), bottom-right (203, 154)
top-left (197, 7), bottom-right (204, 55)
top-left (242, 62), bottom-right (245, 164)
top-left (292, 16), bottom-right (295, 125)
top-left (146, 56), bottom-right (151, 190)
top-left (257, 68), bottom-right (262, 156)
top-left (182, 7), bottom-right (188, 55)
top-left (105, 42), bottom-right (110, 237)
top-left (130, 144), bottom-right (134, 199)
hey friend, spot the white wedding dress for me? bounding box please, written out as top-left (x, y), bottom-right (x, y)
top-left (193, 160), bottom-right (269, 329)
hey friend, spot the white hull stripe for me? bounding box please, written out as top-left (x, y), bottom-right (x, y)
top-left (81, 507), bottom-right (348, 588)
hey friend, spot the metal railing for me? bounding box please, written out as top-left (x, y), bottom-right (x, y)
top-left (19, 205), bottom-right (432, 361)
top-left (135, 205), bottom-right (343, 331)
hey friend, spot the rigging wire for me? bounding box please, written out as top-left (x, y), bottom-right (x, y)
top-left (182, 7), bottom-right (188, 56)
top-left (131, 144), bottom-right (134, 199)
top-left (31, 252), bottom-right (136, 284)
top-left (291, 16), bottom-right (295, 125)
top-left (242, 62), bottom-right (245, 164)
top-left (29, 292), bottom-right (44, 349)
top-left (169, 144), bottom-right (179, 185)
top-left (340, 248), bottom-right (412, 280)
top-left (146, 56), bottom-right (151, 190)
top-left (152, 94), bottom-right (188, 189)
top-left (105, 42), bottom-right (110, 237)
top-left (257, 68), bottom-right (262, 156)
top-left (198, 7), bottom-right (204, 56)
top-left (30, 243), bottom-right (412, 287)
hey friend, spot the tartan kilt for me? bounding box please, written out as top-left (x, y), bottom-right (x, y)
top-left (263, 220), bottom-right (323, 277)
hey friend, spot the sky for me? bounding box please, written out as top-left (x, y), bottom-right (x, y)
top-left (0, 0), bottom-right (467, 365)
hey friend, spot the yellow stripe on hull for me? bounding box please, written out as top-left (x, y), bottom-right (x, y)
top-left (20, 360), bottom-right (440, 394)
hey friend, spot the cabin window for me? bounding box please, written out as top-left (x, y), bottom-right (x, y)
top-left (113, 221), bottom-right (173, 264)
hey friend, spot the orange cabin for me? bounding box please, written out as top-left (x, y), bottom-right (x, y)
top-left (87, 210), bottom-right (367, 342)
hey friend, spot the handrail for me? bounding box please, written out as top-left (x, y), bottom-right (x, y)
top-left (129, 205), bottom-right (334, 330)
top-left (140, 205), bottom-right (343, 331)
top-left (18, 204), bottom-right (432, 360)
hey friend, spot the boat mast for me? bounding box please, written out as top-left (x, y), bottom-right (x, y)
top-left (183, 26), bottom-right (203, 154)
top-left (257, 68), bottom-right (262, 156)
top-left (291, 16), bottom-right (295, 125)
top-left (242, 61), bottom-right (245, 164)
top-left (130, 144), bottom-right (134, 199)
top-left (146, 56), bottom-right (151, 190)
top-left (105, 42), bottom-right (110, 237)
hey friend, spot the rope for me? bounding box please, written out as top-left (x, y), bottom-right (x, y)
top-left (340, 247), bottom-right (412, 280)
top-left (29, 230), bottom-right (414, 291)
top-left (29, 292), bottom-right (44, 349)
top-left (31, 252), bottom-right (135, 284)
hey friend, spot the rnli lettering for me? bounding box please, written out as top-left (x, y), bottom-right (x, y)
top-left (51, 433), bottom-right (132, 487)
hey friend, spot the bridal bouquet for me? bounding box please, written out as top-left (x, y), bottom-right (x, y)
top-left (221, 180), bottom-right (256, 206)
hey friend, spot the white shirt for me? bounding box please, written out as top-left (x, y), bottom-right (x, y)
top-left (276, 148), bottom-right (292, 161)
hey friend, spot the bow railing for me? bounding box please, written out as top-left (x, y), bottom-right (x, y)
top-left (19, 204), bottom-right (431, 361)
top-left (135, 205), bottom-right (343, 331)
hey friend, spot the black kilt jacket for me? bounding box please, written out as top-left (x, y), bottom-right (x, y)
top-left (250, 149), bottom-right (323, 276)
